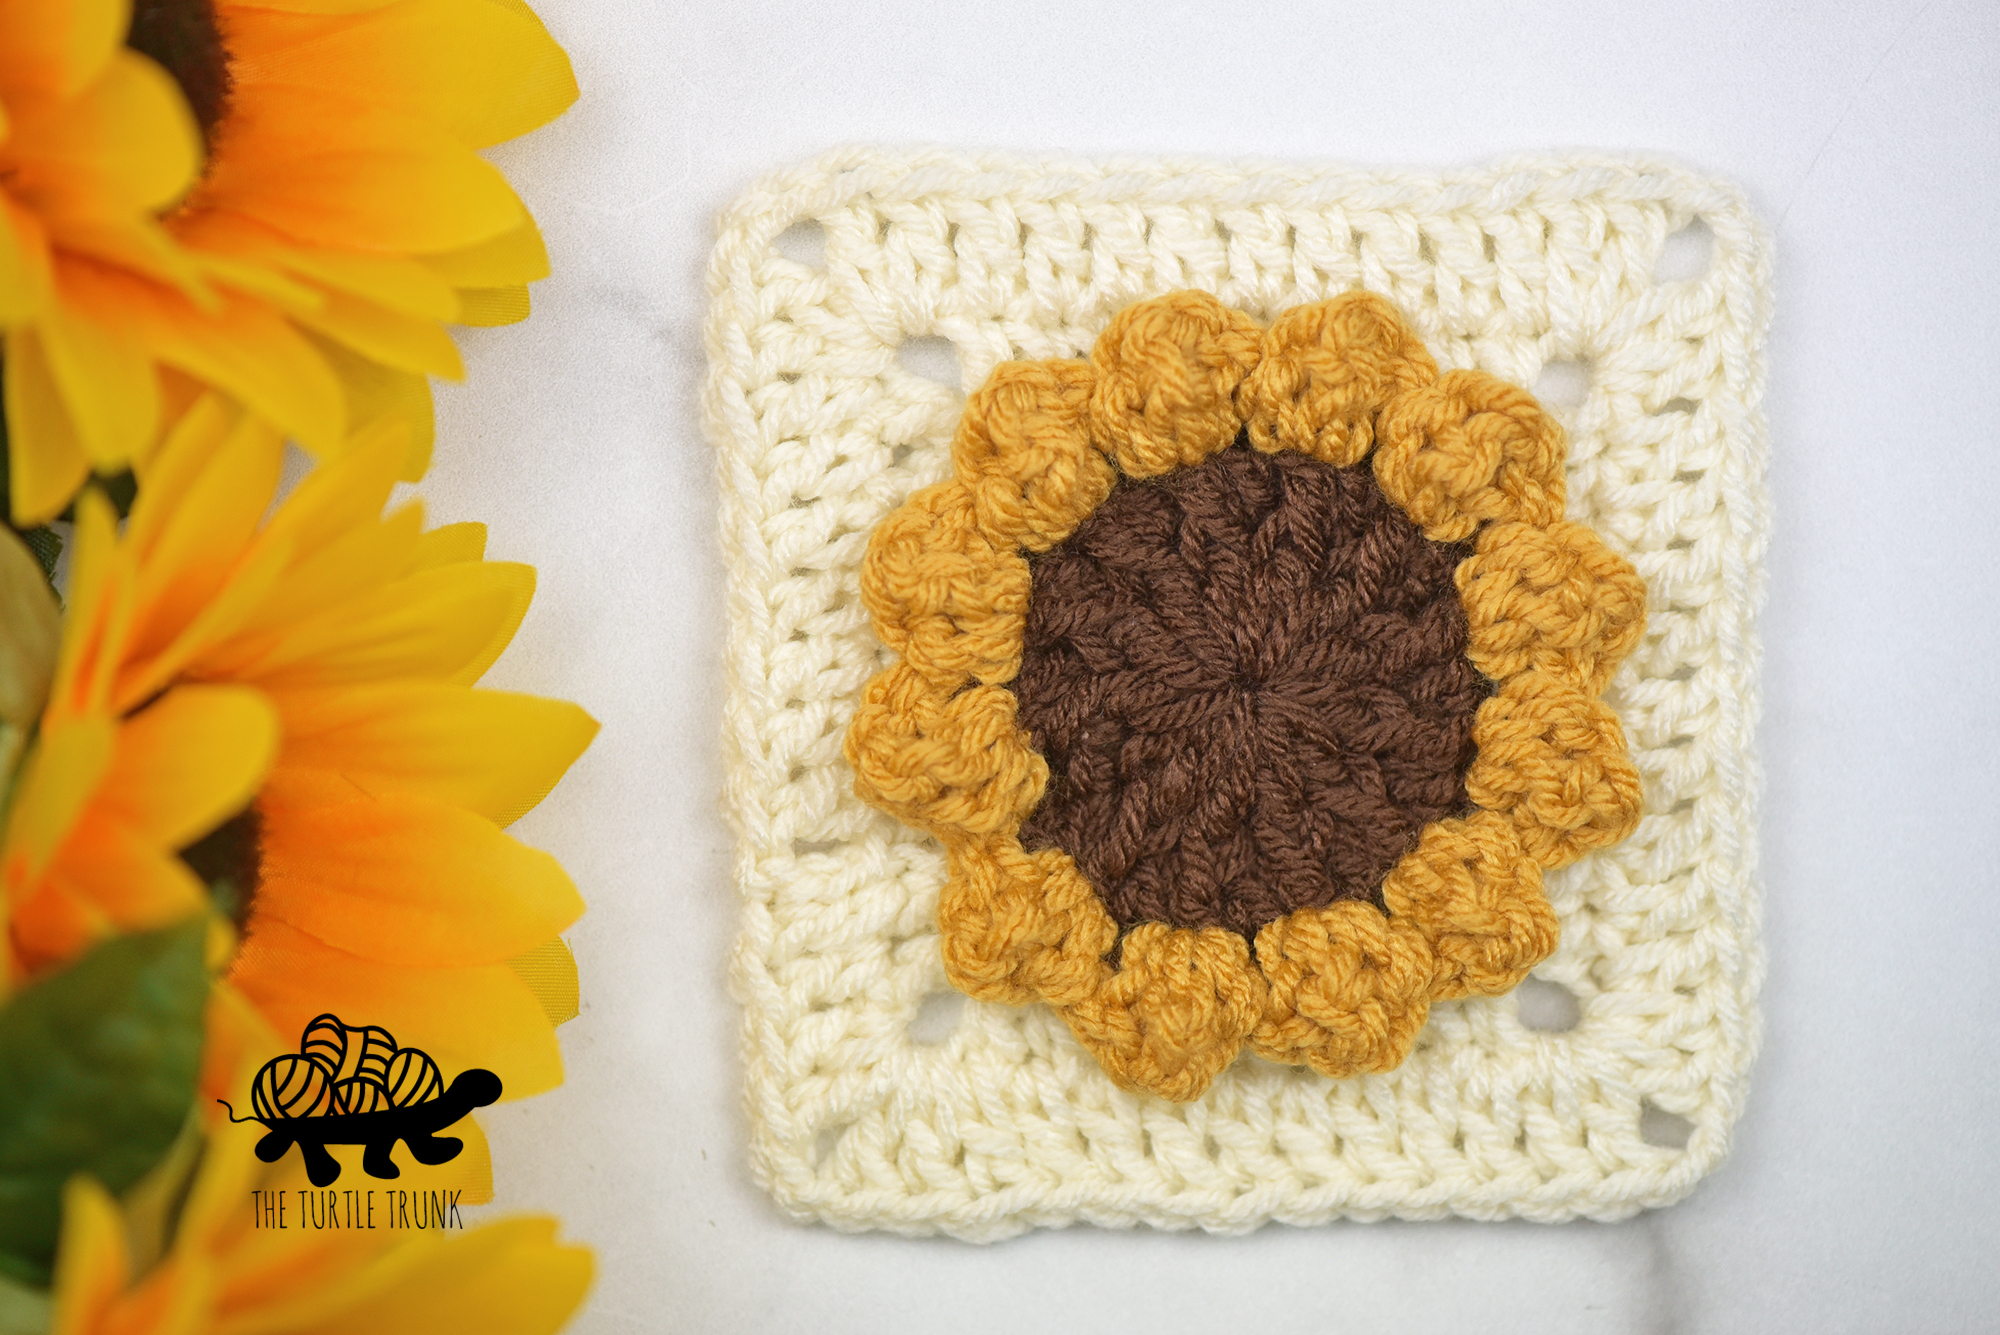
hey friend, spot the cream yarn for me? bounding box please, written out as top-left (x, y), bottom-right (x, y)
top-left (705, 147), bottom-right (1770, 1239)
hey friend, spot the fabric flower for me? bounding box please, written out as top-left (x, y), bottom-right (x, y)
top-left (1, 395), bottom-right (596, 1101)
top-left (46, 1119), bottom-right (591, 1335)
top-left (0, 0), bottom-right (577, 524)
top-left (846, 290), bottom-right (1647, 1102)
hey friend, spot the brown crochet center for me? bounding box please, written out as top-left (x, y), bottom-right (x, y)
top-left (1012, 436), bottom-right (1492, 942)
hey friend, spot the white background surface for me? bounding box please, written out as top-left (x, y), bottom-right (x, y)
top-left (414, 2), bottom-right (2000, 1330)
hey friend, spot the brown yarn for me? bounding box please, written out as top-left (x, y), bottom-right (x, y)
top-left (1012, 436), bottom-right (1490, 942)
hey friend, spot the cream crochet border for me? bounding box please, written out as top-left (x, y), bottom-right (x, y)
top-left (705, 147), bottom-right (1770, 1238)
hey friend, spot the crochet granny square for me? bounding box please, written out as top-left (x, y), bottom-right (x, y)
top-left (706, 148), bottom-right (1770, 1238)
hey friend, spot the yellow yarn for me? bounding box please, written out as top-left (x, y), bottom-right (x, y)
top-left (1240, 293), bottom-right (1439, 464)
top-left (1457, 519), bottom-right (1648, 695)
top-left (952, 360), bottom-right (1114, 552)
top-left (1249, 901), bottom-right (1436, 1079)
top-left (1464, 670), bottom-right (1644, 869)
top-left (937, 834), bottom-right (1116, 1009)
top-left (844, 662), bottom-right (1046, 839)
top-left (1063, 923), bottom-right (1265, 1103)
top-left (859, 482), bottom-right (1030, 687)
top-left (1087, 291), bottom-right (1262, 477)
top-left (845, 289), bottom-right (1648, 1102)
top-left (1380, 811), bottom-right (1556, 1000)
top-left (1373, 370), bottom-right (1566, 543)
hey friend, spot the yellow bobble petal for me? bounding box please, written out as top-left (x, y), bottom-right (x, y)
top-left (1088, 290), bottom-right (1262, 477)
top-left (1063, 923), bottom-right (1264, 1102)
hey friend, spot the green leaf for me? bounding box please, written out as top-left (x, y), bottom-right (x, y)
top-left (0, 920), bottom-right (208, 1287)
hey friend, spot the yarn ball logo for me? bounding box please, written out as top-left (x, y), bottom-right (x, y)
top-left (219, 1014), bottom-right (502, 1187)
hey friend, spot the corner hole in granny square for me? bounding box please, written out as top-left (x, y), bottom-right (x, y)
top-left (1654, 218), bottom-right (1713, 283)
top-left (774, 219), bottom-right (826, 267)
top-left (907, 990), bottom-right (965, 1044)
top-left (1516, 977), bottom-right (1582, 1032)
top-left (1640, 1101), bottom-right (1694, 1150)
top-left (812, 1123), bottom-right (851, 1167)
top-left (1534, 360), bottom-right (1591, 410)
top-left (897, 335), bottom-right (961, 389)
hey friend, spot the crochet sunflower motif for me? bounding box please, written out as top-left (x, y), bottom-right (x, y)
top-left (845, 290), bottom-right (1647, 1103)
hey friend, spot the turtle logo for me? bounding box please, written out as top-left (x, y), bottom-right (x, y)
top-left (219, 1014), bottom-right (501, 1187)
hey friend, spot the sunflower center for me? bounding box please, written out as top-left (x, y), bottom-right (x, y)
top-left (126, 0), bottom-right (234, 147)
top-left (179, 805), bottom-right (262, 934)
top-left (1011, 437), bottom-right (1491, 942)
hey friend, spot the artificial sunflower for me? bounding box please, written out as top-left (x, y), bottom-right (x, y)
top-left (846, 290), bottom-right (1648, 1102)
top-left (1, 393), bottom-right (596, 1103)
top-left (0, 0), bottom-right (577, 525)
top-left (43, 1118), bottom-right (591, 1334)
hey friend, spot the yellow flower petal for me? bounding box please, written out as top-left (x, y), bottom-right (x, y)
top-left (125, 402), bottom-right (283, 646)
top-left (420, 217), bottom-right (548, 287)
top-left (178, 211), bottom-right (461, 320)
top-left (453, 285), bottom-right (529, 327)
top-left (17, 811), bottom-right (207, 966)
top-left (4, 50), bottom-right (201, 220)
top-left (2, 718), bottom-right (112, 878)
top-left (206, 505), bottom-right (428, 663)
top-left (307, 334), bottom-right (434, 479)
top-left (47, 1176), bottom-right (127, 1335)
top-left (32, 282), bottom-right (163, 474)
top-left (65, 264), bottom-right (345, 457)
top-left (260, 1217), bottom-right (590, 1335)
top-left (508, 937), bottom-right (579, 1027)
top-left (0, 195), bottom-right (55, 322)
top-left (202, 85), bottom-right (527, 254)
top-left (0, 0), bottom-right (123, 101)
top-left (256, 793), bottom-right (583, 967)
top-left (409, 521), bottom-right (485, 568)
top-left (36, 490), bottom-right (131, 729)
top-left (92, 684), bottom-right (278, 848)
top-left (226, 0), bottom-right (578, 150)
top-left (240, 420), bottom-right (403, 561)
top-left (228, 917), bottom-right (565, 1098)
top-left (216, 561), bottom-right (534, 689)
top-left (265, 684), bottom-right (597, 826)
top-left (292, 289), bottom-right (464, 379)
top-left (1, 325), bottom-right (90, 525)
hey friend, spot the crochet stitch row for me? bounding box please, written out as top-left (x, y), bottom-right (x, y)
top-left (846, 290), bottom-right (1646, 1101)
